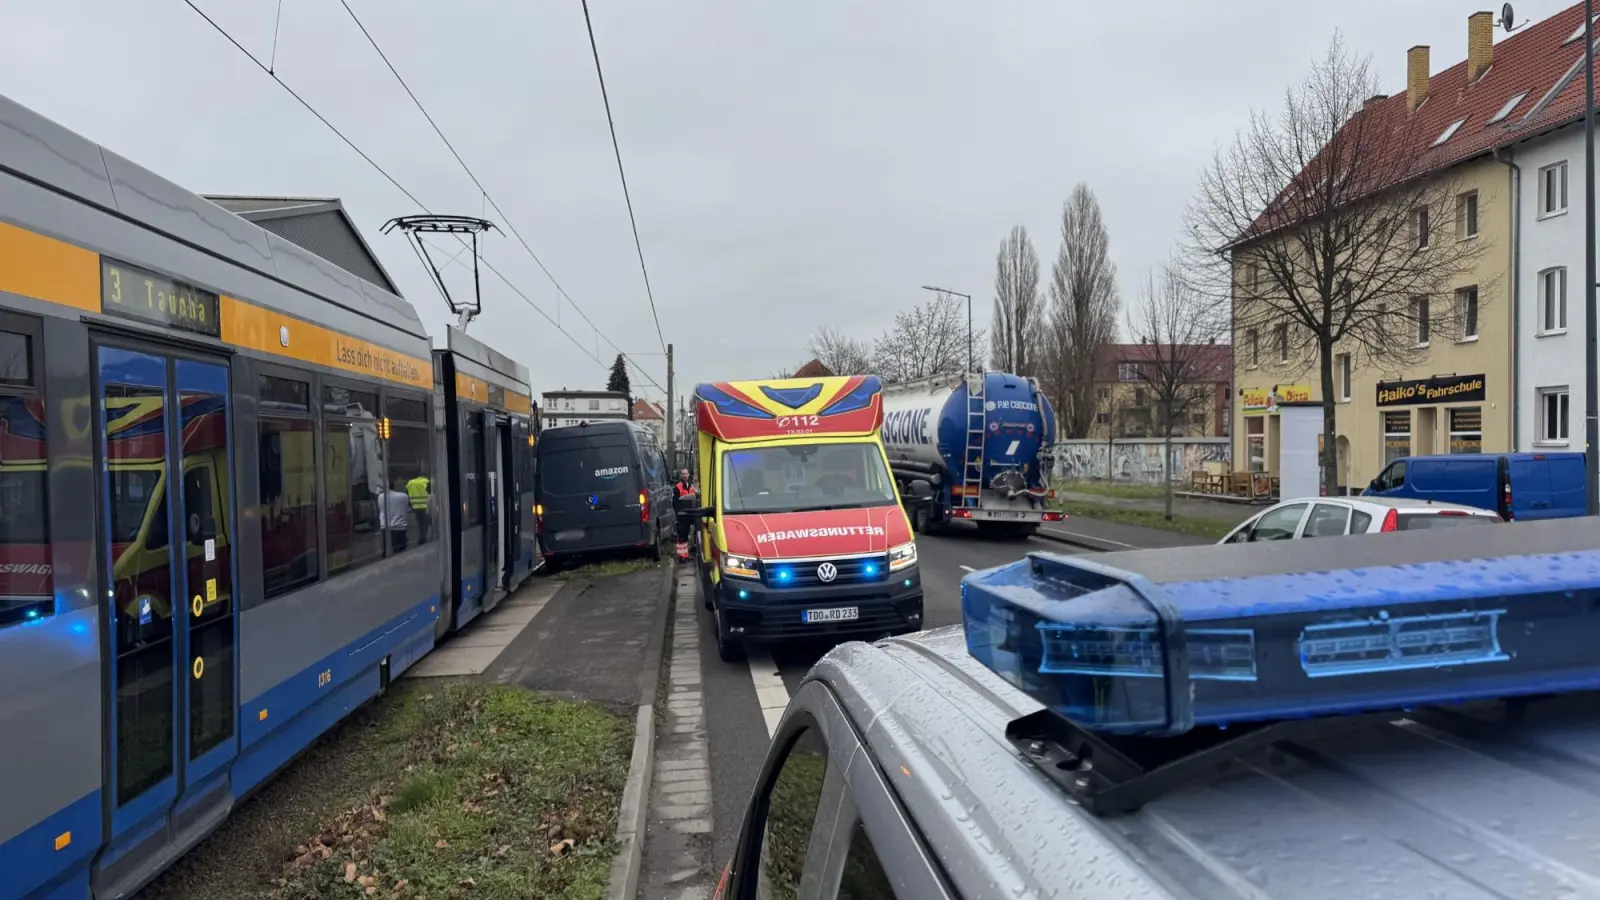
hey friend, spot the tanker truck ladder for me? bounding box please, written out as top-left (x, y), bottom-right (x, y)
top-left (962, 374), bottom-right (986, 509)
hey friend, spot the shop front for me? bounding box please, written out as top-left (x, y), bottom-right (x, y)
top-left (1375, 373), bottom-right (1488, 466)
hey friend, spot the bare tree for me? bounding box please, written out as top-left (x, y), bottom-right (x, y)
top-left (990, 225), bottom-right (1042, 376)
top-left (872, 293), bottom-right (986, 383)
top-left (1186, 33), bottom-right (1491, 496)
top-left (1126, 261), bottom-right (1227, 519)
top-left (1040, 185), bottom-right (1120, 438)
top-left (803, 326), bottom-right (873, 376)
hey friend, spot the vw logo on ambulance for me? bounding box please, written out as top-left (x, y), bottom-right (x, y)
top-left (816, 562), bottom-right (839, 583)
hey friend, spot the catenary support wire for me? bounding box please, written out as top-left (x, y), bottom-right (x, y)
top-left (177, 0), bottom-right (667, 394)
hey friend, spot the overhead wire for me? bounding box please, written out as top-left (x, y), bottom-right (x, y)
top-left (334, 0), bottom-right (667, 365)
top-left (578, 0), bottom-right (667, 355)
top-left (177, 0), bottom-right (666, 395)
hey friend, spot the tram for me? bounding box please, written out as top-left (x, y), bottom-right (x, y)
top-left (0, 94), bottom-right (537, 900)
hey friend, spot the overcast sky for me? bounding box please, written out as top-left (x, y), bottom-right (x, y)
top-left (0, 1), bottom-right (1577, 402)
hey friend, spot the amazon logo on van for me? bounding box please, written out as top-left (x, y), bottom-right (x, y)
top-left (595, 466), bottom-right (631, 478)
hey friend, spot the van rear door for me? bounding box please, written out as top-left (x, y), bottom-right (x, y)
top-left (1508, 454), bottom-right (1558, 520)
top-left (536, 431), bottom-right (645, 553)
top-left (1546, 454), bottom-right (1588, 517)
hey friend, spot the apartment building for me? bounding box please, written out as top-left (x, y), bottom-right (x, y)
top-left (1090, 342), bottom-right (1231, 440)
top-left (1230, 7), bottom-right (1600, 492)
top-left (539, 389), bottom-right (630, 429)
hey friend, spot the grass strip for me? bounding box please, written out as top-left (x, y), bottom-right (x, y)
top-left (1051, 499), bottom-right (1236, 541)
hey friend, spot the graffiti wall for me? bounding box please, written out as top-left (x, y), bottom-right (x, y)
top-left (1051, 438), bottom-right (1230, 484)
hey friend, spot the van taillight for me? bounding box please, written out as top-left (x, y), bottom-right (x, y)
top-left (1503, 480), bottom-right (1513, 522)
top-left (1379, 508), bottom-right (1399, 532)
top-left (640, 491), bottom-right (649, 524)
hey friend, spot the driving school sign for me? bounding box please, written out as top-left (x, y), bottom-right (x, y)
top-left (1376, 373), bottom-right (1486, 407)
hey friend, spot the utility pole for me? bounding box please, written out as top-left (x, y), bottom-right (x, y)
top-left (1587, 0), bottom-right (1598, 515)
top-left (665, 342), bottom-right (676, 470)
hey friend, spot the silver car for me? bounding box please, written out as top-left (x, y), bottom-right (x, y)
top-left (1219, 495), bottom-right (1501, 543)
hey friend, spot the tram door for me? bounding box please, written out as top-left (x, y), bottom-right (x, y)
top-left (483, 411), bottom-right (507, 601)
top-left (95, 346), bottom-right (238, 852)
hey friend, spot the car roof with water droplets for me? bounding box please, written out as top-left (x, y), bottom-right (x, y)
top-left (808, 605), bottom-right (1600, 900)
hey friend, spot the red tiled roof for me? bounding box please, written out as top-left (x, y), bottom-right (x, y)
top-left (792, 359), bottom-right (835, 378)
top-left (631, 399), bottom-right (664, 420)
top-left (1094, 343), bottom-right (1232, 383)
top-left (1241, 3), bottom-right (1600, 244)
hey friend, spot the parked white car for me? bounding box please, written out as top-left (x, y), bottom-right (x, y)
top-left (1219, 496), bottom-right (1501, 544)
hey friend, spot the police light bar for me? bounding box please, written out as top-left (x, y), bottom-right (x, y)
top-left (962, 530), bottom-right (1600, 738)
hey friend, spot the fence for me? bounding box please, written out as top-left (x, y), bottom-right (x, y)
top-left (1050, 437), bottom-right (1230, 485)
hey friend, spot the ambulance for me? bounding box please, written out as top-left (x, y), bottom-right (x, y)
top-left (679, 376), bottom-right (926, 661)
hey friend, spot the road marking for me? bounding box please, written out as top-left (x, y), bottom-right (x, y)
top-left (747, 649), bottom-right (789, 738)
top-left (959, 565), bottom-right (976, 572)
top-left (1040, 527), bottom-right (1138, 549)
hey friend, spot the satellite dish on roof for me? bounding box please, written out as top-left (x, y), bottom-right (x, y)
top-left (1499, 3), bottom-right (1516, 32)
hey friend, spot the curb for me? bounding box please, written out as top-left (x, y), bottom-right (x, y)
top-left (606, 563), bottom-right (676, 900)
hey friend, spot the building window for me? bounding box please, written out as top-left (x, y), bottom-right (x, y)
top-left (1246, 261), bottom-right (1260, 290)
top-left (1411, 296), bottom-right (1429, 345)
top-left (1096, 386), bottom-right (1110, 400)
top-left (1457, 191), bottom-right (1478, 239)
top-left (1383, 411), bottom-right (1411, 467)
top-left (1455, 286), bottom-right (1478, 340)
top-left (1415, 206), bottom-right (1430, 249)
top-left (1117, 362), bottom-right (1142, 381)
top-left (1541, 267), bottom-right (1568, 333)
top-left (1541, 161), bottom-right (1569, 216)
top-left (1095, 411), bottom-right (1110, 425)
top-left (1134, 388), bottom-right (1147, 406)
top-left (588, 398), bottom-right (600, 411)
top-left (1448, 407), bottom-right (1482, 454)
top-left (1246, 328), bottom-right (1259, 366)
top-left (1540, 387), bottom-right (1570, 443)
top-left (1337, 353), bottom-right (1351, 401)
top-left (258, 374), bottom-right (319, 599)
top-left (1245, 416), bottom-right (1266, 474)
top-left (1273, 324), bottom-right (1288, 362)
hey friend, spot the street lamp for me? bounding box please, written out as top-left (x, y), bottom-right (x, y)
top-left (928, 281), bottom-right (972, 369)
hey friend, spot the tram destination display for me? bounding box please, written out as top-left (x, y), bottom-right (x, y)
top-left (101, 257), bottom-right (221, 338)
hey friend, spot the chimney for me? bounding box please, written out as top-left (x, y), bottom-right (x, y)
top-left (1407, 45), bottom-right (1430, 111)
top-left (1365, 93), bottom-right (1389, 107)
top-left (1468, 11), bottom-right (1493, 82)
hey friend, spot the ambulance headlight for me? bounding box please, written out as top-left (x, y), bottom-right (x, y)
top-left (721, 553), bottom-right (759, 579)
top-left (888, 541), bottom-right (918, 572)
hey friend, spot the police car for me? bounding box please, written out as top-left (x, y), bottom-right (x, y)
top-left (714, 515), bottom-right (1600, 899)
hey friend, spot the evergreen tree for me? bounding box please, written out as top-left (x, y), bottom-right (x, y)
top-left (606, 354), bottom-right (633, 418)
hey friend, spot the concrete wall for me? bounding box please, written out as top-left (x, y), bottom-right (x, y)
top-left (1051, 437), bottom-right (1231, 484)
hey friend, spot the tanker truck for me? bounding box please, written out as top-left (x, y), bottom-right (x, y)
top-left (880, 372), bottom-right (1064, 538)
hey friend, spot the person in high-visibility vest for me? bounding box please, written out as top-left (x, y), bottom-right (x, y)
top-left (406, 474), bottom-right (432, 544)
top-left (673, 470), bottom-right (695, 560)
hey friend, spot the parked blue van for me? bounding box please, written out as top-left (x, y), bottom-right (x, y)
top-left (1363, 452), bottom-right (1586, 521)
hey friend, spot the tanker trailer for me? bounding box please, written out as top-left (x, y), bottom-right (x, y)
top-left (879, 372), bottom-right (1064, 538)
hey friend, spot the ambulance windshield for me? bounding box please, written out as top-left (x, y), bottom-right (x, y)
top-left (721, 442), bottom-right (897, 514)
